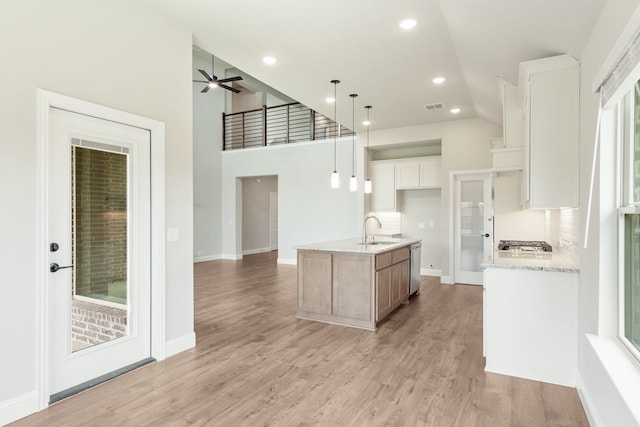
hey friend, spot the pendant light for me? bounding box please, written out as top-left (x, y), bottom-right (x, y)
top-left (349, 93), bottom-right (358, 192)
top-left (364, 105), bottom-right (373, 194)
top-left (330, 79), bottom-right (340, 189)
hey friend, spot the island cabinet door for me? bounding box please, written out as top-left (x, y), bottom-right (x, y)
top-left (376, 267), bottom-right (392, 321)
top-left (399, 259), bottom-right (410, 302)
top-left (332, 254), bottom-right (372, 321)
top-left (298, 251), bottom-right (332, 315)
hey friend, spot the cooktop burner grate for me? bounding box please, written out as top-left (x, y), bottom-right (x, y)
top-left (498, 240), bottom-right (553, 252)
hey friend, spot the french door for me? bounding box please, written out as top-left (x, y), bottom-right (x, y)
top-left (454, 173), bottom-right (493, 285)
top-left (48, 107), bottom-right (151, 400)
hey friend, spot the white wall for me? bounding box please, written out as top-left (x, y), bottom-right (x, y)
top-left (578, 0), bottom-right (640, 425)
top-left (0, 1), bottom-right (194, 422)
top-left (193, 50), bottom-right (224, 261)
top-left (493, 173), bottom-right (545, 243)
top-left (397, 189), bottom-right (442, 273)
top-left (221, 138), bottom-right (363, 263)
top-left (242, 175), bottom-right (278, 253)
top-left (369, 119), bottom-right (501, 281)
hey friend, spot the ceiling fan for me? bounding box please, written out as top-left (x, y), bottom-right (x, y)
top-left (193, 55), bottom-right (243, 93)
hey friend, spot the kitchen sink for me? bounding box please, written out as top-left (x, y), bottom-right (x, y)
top-left (358, 241), bottom-right (395, 246)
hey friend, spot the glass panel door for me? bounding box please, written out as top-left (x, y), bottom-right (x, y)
top-left (49, 107), bottom-right (151, 399)
top-left (71, 142), bottom-right (129, 352)
top-left (455, 173), bottom-right (493, 285)
top-left (460, 180), bottom-right (484, 273)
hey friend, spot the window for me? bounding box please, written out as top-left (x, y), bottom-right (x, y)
top-left (619, 80), bottom-right (640, 359)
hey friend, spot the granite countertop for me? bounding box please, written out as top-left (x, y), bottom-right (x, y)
top-left (482, 250), bottom-right (579, 273)
top-left (297, 237), bottom-right (421, 255)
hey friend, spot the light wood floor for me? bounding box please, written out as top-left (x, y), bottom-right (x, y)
top-left (12, 251), bottom-right (589, 426)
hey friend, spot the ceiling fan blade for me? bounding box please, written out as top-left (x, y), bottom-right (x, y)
top-left (219, 83), bottom-right (241, 93)
top-left (198, 69), bottom-right (213, 81)
top-left (193, 80), bottom-right (209, 83)
top-left (201, 85), bottom-right (211, 93)
top-left (217, 76), bottom-right (243, 84)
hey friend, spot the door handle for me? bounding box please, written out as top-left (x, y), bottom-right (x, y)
top-left (50, 263), bottom-right (73, 273)
top-left (483, 233), bottom-right (490, 238)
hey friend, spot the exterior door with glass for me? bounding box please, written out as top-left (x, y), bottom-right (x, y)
top-left (48, 108), bottom-right (151, 400)
top-left (454, 173), bottom-right (493, 285)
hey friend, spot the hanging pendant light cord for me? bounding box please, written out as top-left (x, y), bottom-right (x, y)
top-left (331, 80), bottom-right (339, 172)
top-left (365, 106), bottom-right (371, 179)
top-left (351, 94), bottom-right (357, 177)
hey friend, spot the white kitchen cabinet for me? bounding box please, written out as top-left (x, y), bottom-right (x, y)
top-left (395, 161), bottom-right (420, 189)
top-left (519, 55), bottom-right (579, 209)
top-left (419, 156), bottom-right (442, 188)
top-left (370, 162), bottom-right (396, 211)
top-left (484, 267), bottom-right (578, 387)
top-left (394, 156), bottom-right (442, 190)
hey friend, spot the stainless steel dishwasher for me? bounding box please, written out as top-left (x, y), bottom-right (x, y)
top-left (409, 242), bottom-right (421, 295)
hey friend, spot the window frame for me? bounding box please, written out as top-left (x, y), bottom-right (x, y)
top-left (617, 85), bottom-right (640, 362)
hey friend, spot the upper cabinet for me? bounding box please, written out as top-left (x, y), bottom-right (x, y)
top-left (395, 156), bottom-right (442, 190)
top-left (519, 55), bottom-right (579, 209)
top-left (370, 156), bottom-right (442, 211)
top-left (370, 162), bottom-right (396, 211)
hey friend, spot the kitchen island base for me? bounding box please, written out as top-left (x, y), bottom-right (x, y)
top-left (297, 239), bottom-right (415, 331)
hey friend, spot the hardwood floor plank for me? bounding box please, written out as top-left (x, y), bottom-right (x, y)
top-left (10, 252), bottom-right (589, 426)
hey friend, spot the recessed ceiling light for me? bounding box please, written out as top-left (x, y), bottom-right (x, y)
top-left (432, 77), bottom-right (446, 85)
top-left (363, 120), bottom-right (371, 126)
top-left (399, 19), bottom-right (417, 30)
top-left (450, 107), bottom-right (461, 114)
top-left (262, 56), bottom-right (277, 65)
top-left (326, 97), bottom-right (336, 104)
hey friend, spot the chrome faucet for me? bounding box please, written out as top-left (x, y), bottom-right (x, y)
top-left (362, 215), bottom-right (382, 244)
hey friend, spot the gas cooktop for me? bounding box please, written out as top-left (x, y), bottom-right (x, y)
top-left (497, 240), bottom-right (553, 252)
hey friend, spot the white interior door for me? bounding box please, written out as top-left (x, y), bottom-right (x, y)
top-left (48, 108), bottom-right (151, 400)
top-left (454, 173), bottom-right (493, 285)
top-left (270, 192), bottom-right (278, 250)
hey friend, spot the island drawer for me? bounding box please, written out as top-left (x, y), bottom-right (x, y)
top-left (376, 252), bottom-right (392, 270)
top-left (392, 247), bottom-right (409, 264)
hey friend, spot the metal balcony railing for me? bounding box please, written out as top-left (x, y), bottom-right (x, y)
top-left (222, 102), bottom-right (354, 151)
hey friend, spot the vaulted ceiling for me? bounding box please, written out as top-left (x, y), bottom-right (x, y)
top-left (142, 0), bottom-right (605, 132)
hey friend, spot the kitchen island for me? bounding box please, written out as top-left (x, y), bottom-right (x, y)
top-left (296, 237), bottom-right (420, 331)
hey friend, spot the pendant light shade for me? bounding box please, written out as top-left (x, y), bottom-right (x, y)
top-left (331, 171), bottom-right (340, 188)
top-left (330, 79), bottom-right (340, 189)
top-left (350, 93), bottom-right (358, 192)
top-left (364, 105), bottom-right (373, 194)
top-left (364, 179), bottom-right (372, 194)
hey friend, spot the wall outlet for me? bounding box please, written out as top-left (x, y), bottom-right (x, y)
top-left (418, 222), bottom-right (425, 229)
top-left (167, 227), bottom-right (180, 242)
top-left (429, 220), bottom-right (435, 228)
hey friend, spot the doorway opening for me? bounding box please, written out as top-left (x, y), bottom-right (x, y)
top-left (36, 89), bottom-right (166, 411)
top-left (241, 175), bottom-right (278, 259)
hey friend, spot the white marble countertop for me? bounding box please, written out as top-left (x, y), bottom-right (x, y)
top-left (482, 250), bottom-right (579, 273)
top-left (297, 237), bottom-right (421, 255)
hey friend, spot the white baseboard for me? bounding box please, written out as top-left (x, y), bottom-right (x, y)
top-left (277, 258), bottom-right (296, 265)
top-left (440, 275), bottom-right (454, 284)
top-left (576, 377), bottom-right (599, 427)
top-left (193, 254), bottom-right (222, 263)
top-left (221, 253), bottom-right (243, 260)
top-left (165, 331), bottom-right (196, 358)
top-left (242, 247), bottom-right (271, 256)
top-left (0, 391), bottom-right (39, 426)
top-left (421, 268), bottom-right (441, 277)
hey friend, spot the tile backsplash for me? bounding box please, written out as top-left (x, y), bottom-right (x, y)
top-left (367, 211), bottom-right (402, 235)
top-left (545, 208), bottom-right (579, 267)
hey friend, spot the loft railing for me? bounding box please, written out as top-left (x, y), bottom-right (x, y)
top-left (222, 102), bottom-right (354, 151)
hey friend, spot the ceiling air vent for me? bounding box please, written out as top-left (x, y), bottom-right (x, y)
top-left (424, 103), bottom-right (445, 110)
